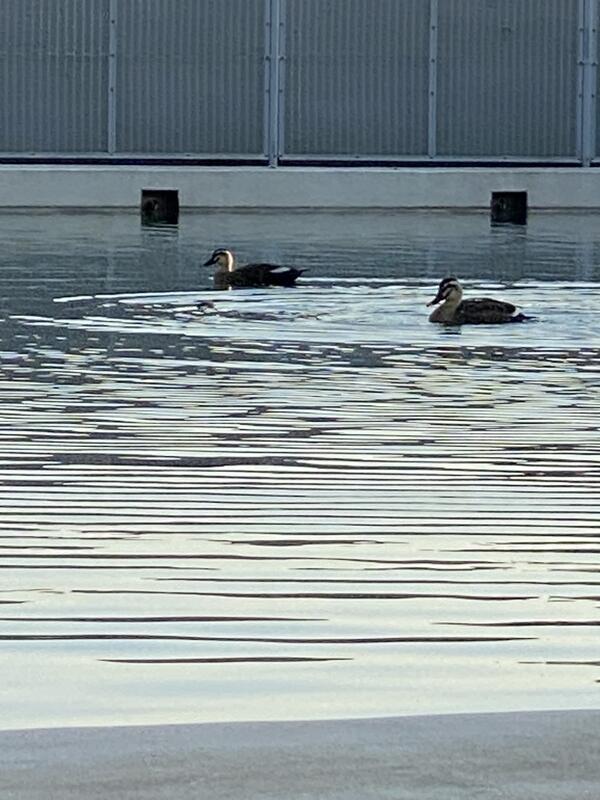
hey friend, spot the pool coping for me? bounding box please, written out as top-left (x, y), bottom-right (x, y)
top-left (1, 166), bottom-right (600, 210)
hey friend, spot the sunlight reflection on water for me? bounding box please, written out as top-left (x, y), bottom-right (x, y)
top-left (0, 210), bottom-right (599, 729)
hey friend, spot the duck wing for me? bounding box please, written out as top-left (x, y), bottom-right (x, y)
top-left (262, 265), bottom-right (305, 287)
top-left (227, 263), bottom-right (304, 288)
top-left (455, 298), bottom-right (518, 325)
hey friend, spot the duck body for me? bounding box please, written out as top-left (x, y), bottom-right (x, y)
top-left (204, 249), bottom-right (305, 290)
top-left (427, 277), bottom-right (530, 325)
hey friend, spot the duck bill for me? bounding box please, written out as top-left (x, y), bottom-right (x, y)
top-left (426, 292), bottom-right (444, 307)
top-left (203, 257), bottom-right (216, 267)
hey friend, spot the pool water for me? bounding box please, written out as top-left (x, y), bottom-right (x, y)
top-left (1, 209), bottom-right (599, 729)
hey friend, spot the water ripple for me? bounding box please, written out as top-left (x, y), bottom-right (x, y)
top-left (1, 210), bottom-right (599, 728)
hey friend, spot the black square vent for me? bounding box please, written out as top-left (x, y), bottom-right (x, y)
top-left (141, 189), bottom-right (179, 225)
top-left (491, 191), bottom-right (527, 225)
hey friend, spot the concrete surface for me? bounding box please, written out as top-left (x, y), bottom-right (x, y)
top-left (0, 166), bottom-right (599, 209)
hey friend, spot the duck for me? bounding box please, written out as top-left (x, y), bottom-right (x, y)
top-left (203, 249), bottom-right (305, 290)
top-left (427, 277), bottom-right (530, 324)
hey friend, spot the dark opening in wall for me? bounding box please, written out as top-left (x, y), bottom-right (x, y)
top-left (141, 189), bottom-right (179, 225)
top-left (491, 191), bottom-right (527, 225)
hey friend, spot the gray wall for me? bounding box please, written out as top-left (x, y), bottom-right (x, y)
top-left (0, 0), bottom-right (596, 163)
top-left (0, 0), bottom-right (110, 152)
top-left (435, 0), bottom-right (579, 158)
top-left (281, 0), bottom-right (430, 157)
top-left (115, 0), bottom-right (266, 155)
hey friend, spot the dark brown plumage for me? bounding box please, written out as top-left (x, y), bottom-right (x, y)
top-left (452, 298), bottom-right (520, 325)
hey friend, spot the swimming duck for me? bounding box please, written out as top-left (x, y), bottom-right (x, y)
top-left (203, 249), bottom-right (305, 290)
top-left (427, 277), bottom-right (529, 324)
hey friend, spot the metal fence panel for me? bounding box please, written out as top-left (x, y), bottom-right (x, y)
top-left (281, 0), bottom-right (430, 157)
top-left (436, 0), bottom-right (580, 158)
top-left (0, 0), bottom-right (110, 153)
top-left (115, 0), bottom-right (267, 155)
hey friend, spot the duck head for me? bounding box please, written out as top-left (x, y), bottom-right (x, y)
top-left (427, 276), bottom-right (463, 307)
top-left (203, 249), bottom-right (235, 272)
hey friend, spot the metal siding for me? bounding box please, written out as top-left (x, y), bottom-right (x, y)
top-left (115, 0), bottom-right (267, 155)
top-left (0, 0), bottom-right (589, 163)
top-left (0, 0), bottom-right (109, 152)
top-left (592, 0), bottom-right (600, 159)
top-left (282, 0), bottom-right (430, 157)
top-left (436, 0), bottom-right (580, 157)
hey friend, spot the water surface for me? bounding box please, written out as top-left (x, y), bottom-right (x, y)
top-left (1, 210), bottom-right (599, 729)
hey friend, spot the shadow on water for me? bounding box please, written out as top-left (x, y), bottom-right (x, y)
top-left (1, 210), bottom-right (600, 727)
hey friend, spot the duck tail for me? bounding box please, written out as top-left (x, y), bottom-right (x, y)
top-left (510, 312), bottom-right (534, 323)
top-left (272, 267), bottom-right (306, 286)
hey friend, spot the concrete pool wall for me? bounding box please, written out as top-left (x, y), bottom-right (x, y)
top-left (1, 166), bottom-right (600, 210)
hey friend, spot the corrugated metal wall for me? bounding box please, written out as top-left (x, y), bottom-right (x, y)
top-left (593, 0), bottom-right (600, 160)
top-left (0, 0), bottom-right (595, 163)
top-left (0, 0), bottom-right (109, 152)
top-left (115, 0), bottom-right (266, 155)
top-left (281, 0), bottom-right (430, 157)
top-left (436, 0), bottom-right (579, 158)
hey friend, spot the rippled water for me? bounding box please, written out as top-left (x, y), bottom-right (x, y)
top-left (1, 210), bottom-right (599, 729)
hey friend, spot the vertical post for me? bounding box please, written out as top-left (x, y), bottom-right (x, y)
top-left (265, 0), bottom-right (282, 166)
top-left (427, 0), bottom-right (438, 159)
top-left (584, 0), bottom-right (598, 165)
top-left (276, 0), bottom-right (286, 163)
top-left (579, 0), bottom-right (598, 166)
top-left (576, 0), bottom-right (585, 163)
top-left (107, 0), bottom-right (117, 155)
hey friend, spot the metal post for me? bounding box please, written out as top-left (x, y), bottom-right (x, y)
top-left (265, 0), bottom-right (282, 167)
top-left (584, 0), bottom-right (598, 165)
top-left (579, 0), bottom-right (598, 166)
top-left (107, 0), bottom-right (117, 155)
top-left (577, 0), bottom-right (586, 162)
top-left (427, 0), bottom-right (438, 159)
